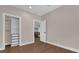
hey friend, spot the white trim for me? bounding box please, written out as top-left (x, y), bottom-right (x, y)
top-left (3, 13), bottom-right (5, 50)
top-left (2, 13), bottom-right (22, 50)
top-left (19, 17), bottom-right (22, 46)
top-left (33, 20), bottom-right (35, 43)
top-left (20, 41), bottom-right (34, 46)
top-left (5, 42), bottom-right (11, 45)
top-left (46, 41), bottom-right (79, 52)
top-left (0, 47), bottom-right (5, 50)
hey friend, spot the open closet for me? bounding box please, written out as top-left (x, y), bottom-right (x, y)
top-left (4, 14), bottom-right (21, 49)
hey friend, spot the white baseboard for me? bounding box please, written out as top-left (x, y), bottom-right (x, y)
top-left (0, 41), bottom-right (34, 50)
top-left (46, 41), bottom-right (79, 53)
top-left (20, 41), bottom-right (34, 46)
top-left (5, 42), bottom-right (11, 45)
top-left (0, 47), bottom-right (5, 50)
top-left (40, 40), bottom-right (46, 43)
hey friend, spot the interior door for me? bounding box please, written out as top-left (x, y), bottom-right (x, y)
top-left (5, 16), bottom-right (11, 45)
top-left (11, 17), bottom-right (19, 47)
top-left (40, 20), bottom-right (46, 42)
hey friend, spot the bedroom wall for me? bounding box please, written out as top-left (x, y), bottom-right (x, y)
top-left (0, 6), bottom-right (41, 50)
top-left (42, 5), bottom-right (79, 52)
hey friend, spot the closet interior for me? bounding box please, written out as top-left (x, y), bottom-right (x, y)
top-left (5, 15), bottom-right (20, 48)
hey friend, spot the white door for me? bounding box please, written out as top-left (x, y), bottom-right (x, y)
top-left (40, 20), bottom-right (46, 42)
top-left (5, 16), bottom-right (11, 45)
top-left (11, 17), bottom-right (19, 47)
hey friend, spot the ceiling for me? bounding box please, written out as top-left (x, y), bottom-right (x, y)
top-left (11, 5), bottom-right (62, 16)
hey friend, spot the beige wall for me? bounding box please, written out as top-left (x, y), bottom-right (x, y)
top-left (0, 6), bottom-right (41, 49)
top-left (42, 5), bottom-right (79, 50)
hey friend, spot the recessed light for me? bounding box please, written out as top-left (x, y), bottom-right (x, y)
top-left (29, 6), bottom-right (32, 9)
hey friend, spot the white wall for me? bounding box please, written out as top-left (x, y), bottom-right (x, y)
top-left (42, 5), bottom-right (79, 52)
top-left (0, 12), bottom-right (4, 50)
top-left (0, 6), bottom-right (41, 50)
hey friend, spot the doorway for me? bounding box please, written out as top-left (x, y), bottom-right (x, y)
top-left (34, 20), bottom-right (40, 44)
top-left (3, 13), bottom-right (21, 50)
top-left (33, 20), bottom-right (46, 44)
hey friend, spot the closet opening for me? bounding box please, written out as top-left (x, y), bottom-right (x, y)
top-left (3, 13), bottom-right (21, 50)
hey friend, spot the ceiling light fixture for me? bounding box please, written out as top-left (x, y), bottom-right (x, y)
top-left (29, 6), bottom-right (32, 9)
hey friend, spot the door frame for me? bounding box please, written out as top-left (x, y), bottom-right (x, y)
top-left (3, 13), bottom-right (21, 49)
top-left (33, 20), bottom-right (40, 42)
top-left (33, 20), bottom-right (46, 42)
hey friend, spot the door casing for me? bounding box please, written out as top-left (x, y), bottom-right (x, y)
top-left (3, 13), bottom-right (21, 50)
top-left (33, 20), bottom-right (46, 43)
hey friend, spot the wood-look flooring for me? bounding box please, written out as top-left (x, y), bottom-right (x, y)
top-left (0, 38), bottom-right (75, 53)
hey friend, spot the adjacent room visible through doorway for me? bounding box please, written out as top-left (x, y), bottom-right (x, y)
top-left (34, 20), bottom-right (40, 43)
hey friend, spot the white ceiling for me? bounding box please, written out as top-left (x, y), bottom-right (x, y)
top-left (11, 5), bottom-right (62, 16)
